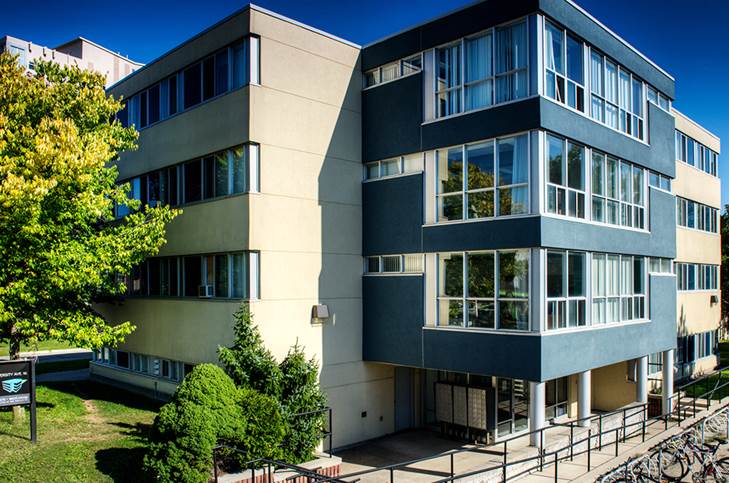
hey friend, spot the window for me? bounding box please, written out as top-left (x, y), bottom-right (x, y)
top-left (676, 130), bottom-right (719, 177)
top-left (546, 134), bottom-right (584, 219)
top-left (591, 253), bottom-right (645, 325)
top-left (364, 54), bottom-right (423, 88)
top-left (546, 250), bottom-right (586, 330)
top-left (545, 21), bottom-right (583, 111)
top-left (648, 257), bottom-right (672, 274)
top-left (168, 75), bottom-right (178, 116)
top-left (437, 134), bottom-right (529, 222)
top-left (676, 263), bottom-right (718, 291)
top-left (676, 197), bottom-right (718, 233)
top-left (589, 151), bottom-right (645, 229)
top-left (546, 377), bottom-right (569, 419)
top-left (364, 254), bottom-right (424, 274)
top-left (183, 63), bottom-right (202, 109)
top-left (437, 250), bottom-right (529, 330)
top-left (148, 84), bottom-right (160, 124)
top-left (648, 170), bottom-right (671, 192)
top-left (646, 85), bottom-right (670, 112)
top-left (365, 153), bottom-right (423, 180)
top-left (434, 19), bottom-right (528, 118)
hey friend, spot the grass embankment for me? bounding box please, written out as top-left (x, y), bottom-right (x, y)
top-left (683, 341), bottom-right (729, 400)
top-left (0, 381), bottom-right (161, 482)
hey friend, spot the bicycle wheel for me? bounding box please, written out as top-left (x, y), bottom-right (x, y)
top-left (702, 464), bottom-right (729, 483)
top-left (659, 450), bottom-right (688, 481)
top-left (715, 457), bottom-right (729, 477)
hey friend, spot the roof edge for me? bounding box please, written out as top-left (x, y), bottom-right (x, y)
top-left (672, 108), bottom-right (721, 146)
top-left (54, 36), bottom-right (144, 66)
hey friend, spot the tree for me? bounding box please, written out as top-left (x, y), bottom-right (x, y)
top-left (721, 206), bottom-right (729, 337)
top-left (0, 55), bottom-right (176, 379)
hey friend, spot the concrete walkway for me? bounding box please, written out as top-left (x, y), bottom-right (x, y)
top-left (0, 348), bottom-right (92, 362)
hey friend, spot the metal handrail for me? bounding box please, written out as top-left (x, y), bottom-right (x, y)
top-left (677, 365), bottom-right (729, 391)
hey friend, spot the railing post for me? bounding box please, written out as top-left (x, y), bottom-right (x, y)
top-left (622, 408), bottom-right (626, 442)
top-left (450, 453), bottom-right (454, 478)
top-left (642, 413), bottom-right (646, 443)
top-left (389, 466), bottom-right (394, 483)
top-left (503, 440), bottom-right (508, 480)
top-left (587, 429), bottom-right (592, 471)
top-left (599, 414), bottom-right (603, 450)
top-left (554, 452), bottom-right (558, 483)
top-left (678, 393), bottom-right (682, 424)
top-left (328, 408), bottom-right (333, 457)
top-left (268, 462), bottom-right (272, 483)
top-left (570, 423), bottom-right (574, 461)
top-left (540, 430), bottom-right (544, 471)
top-left (693, 393), bottom-right (697, 417)
top-left (615, 428), bottom-right (619, 457)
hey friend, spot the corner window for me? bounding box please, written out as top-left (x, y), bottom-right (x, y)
top-left (437, 250), bottom-right (529, 330)
top-left (546, 134), bottom-right (585, 219)
top-left (546, 250), bottom-right (586, 330)
top-left (436, 133), bottom-right (529, 222)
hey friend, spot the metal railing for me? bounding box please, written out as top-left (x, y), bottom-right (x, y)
top-left (676, 365), bottom-right (729, 423)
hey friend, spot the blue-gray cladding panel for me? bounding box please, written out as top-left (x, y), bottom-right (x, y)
top-left (540, 98), bottom-right (675, 178)
top-left (362, 74), bottom-right (423, 162)
top-left (363, 174), bottom-right (423, 256)
top-left (540, 189), bottom-right (676, 258)
top-left (422, 216), bottom-right (542, 253)
top-left (363, 275), bottom-right (424, 367)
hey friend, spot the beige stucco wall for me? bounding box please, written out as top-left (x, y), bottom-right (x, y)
top-left (591, 361), bottom-right (638, 411)
top-left (673, 162), bottom-right (721, 209)
top-left (677, 292), bottom-right (721, 337)
top-left (674, 109), bottom-right (721, 154)
top-left (676, 227), bottom-right (721, 265)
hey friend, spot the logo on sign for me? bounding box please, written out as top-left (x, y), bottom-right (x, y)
top-left (2, 378), bottom-right (26, 394)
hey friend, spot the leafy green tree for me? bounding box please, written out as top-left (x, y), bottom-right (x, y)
top-left (721, 206), bottom-right (729, 337)
top-left (218, 304), bottom-right (282, 398)
top-left (0, 53), bottom-right (177, 364)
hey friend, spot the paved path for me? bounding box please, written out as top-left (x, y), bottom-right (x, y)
top-left (0, 348), bottom-right (92, 362)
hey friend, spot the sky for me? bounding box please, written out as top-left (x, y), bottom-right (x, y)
top-left (2, 0), bottom-right (729, 205)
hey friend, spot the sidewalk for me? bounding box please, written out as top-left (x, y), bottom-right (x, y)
top-left (0, 347), bottom-right (92, 361)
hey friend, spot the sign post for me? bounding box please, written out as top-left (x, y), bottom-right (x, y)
top-left (0, 358), bottom-right (37, 442)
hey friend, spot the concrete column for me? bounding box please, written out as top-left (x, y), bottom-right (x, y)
top-left (529, 381), bottom-right (545, 447)
top-left (577, 370), bottom-right (591, 427)
top-left (636, 356), bottom-right (648, 404)
top-left (662, 349), bottom-right (675, 415)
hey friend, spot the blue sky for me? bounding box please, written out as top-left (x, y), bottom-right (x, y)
top-left (3, 0), bottom-right (728, 206)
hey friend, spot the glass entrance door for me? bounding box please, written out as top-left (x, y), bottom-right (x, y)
top-left (496, 378), bottom-right (530, 437)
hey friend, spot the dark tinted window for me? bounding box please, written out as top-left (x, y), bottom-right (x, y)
top-left (168, 75), bottom-right (178, 115)
top-left (169, 167), bottom-right (178, 206)
top-left (203, 57), bottom-right (215, 101)
top-left (140, 91), bottom-right (148, 127)
top-left (117, 102), bottom-right (129, 128)
top-left (215, 50), bottom-right (229, 95)
top-left (116, 351), bottom-right (129, 368)
top-left (169, 258), bottom-right (179, 296)
top-left (148, 259), bottom-right (160, 296)
top-left (184, 256), bottom-right (201, 296)
top-left (203, 156), bottom-right (215, 199)
top-left (183, 63), bottom-right (201, 108)
top-left (184, 160), bottom-right (201, 203)
top-left (148, 84), bottom-right (160, 124)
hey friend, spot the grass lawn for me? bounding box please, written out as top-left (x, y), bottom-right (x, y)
top-left (0, 339), bottom-right (76, 357)
top-left (0, 381), bottom-right (161, 482)
top-left (683, 341), bottom-right (729, 400)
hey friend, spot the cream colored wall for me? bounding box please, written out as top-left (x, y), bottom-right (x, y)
top-left (91, 362), bottom-right (179, 396)
top-left (677, 292), bottom-right (721, 336)
top-left (244, 9), bottom-right (393, 447)
top-left (591, 361), bottom-right (637, 411)
top-left (674, 109), bottom-right (721, 154)
top-left (676, 228), bottom-right (721, 265)
top-left (673, 162), bottom-right (721, 209)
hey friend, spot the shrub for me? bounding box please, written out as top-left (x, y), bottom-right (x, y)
top-left (218, 304), bottom-right (282, 398)
top-left (279, 344), bottom-right (328, 463)
top-left (144, 364), bottom-right (244, 483)
top-left (232, 388), bottom-right (286, 463)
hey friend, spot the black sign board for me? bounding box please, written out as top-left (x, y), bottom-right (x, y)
top-left (0, 359), bottom-right (37, 442)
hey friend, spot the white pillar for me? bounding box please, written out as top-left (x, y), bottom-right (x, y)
top-left (529, 381), bottom-right (545, 447)
top-left (577, 370), bottom-right (591, 427)
top-left (662, 349), bottom-right (675, 415)
top-left (636, 356), bottom-right (648, 404)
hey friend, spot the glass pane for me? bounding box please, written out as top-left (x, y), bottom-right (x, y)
top-left (215, 50), bottom-right (229, 95)
top-left (437, 44), bottom-right (461, 90)
top-left (619, 70), bottom-right (630, 111)
top-left (382, 255), bottom-right (401, 272)
top-left (440, 299), bottom-right (464, 327)
top-left (215, 151), bottom-right (229, 197)
top-left (500, 301), bottom-right (529, 330)
top-left (631, 78), bottom-right (643, 116)
top-left (592, 196), bottom-right (604, 222)
top-left (439, 148), bottom-right (463, 194)
top-left (607, 255), bottom-right (620, 296)
top-left (439, 195), bottom-right (463, 221)
top-left (499, 186), bottom-right (528, 215)
top-left (202, 156), bottom-right (214, 199)
top-left (632, 167), bottom-right (644, 206)
top-left (467, 142), bottom-right (494, 189)
top-left (633, 257), bottom-right (645, 294)
top-left (620, 162), bottom-right (631, 202)
top-left (231, 253), bottom-right (246, 298)
top-left (605, 60), bottom-right (617, 104)
top-left (468, 190), bottom-right (494, 218)
top-left (366, 163), bottom-right (379, 180)
top-left (184, 256), bottom-right (201, 296)
top-left (441, 254), bottom-right (463, 297)
top-left (545, 22), bottom-right (563, 74)
top-left (183, 62), bottom-right (202, 108)
top-left (232, 147), bottom-right (246, 193)
top-left (203, 56), bottom-right (215, 101)
top-left (496, 21), bottom-right (527, 74)
top-left (569, 252), bottom-right (585, 296)
top-left (468, 300), bottom-right (495, 328)
top-left (592, 254), bottom-right (605, 297)
top-left (367, 257), bottom-right (380, 273)
top-left (184, 159), bottom-right (201, 203)
top-left (499, 251), bottom-right (529, 298)
top-left (498, 135), bottom-right (528, 186)
top-left (566, 35), bottom-right (583, 84)
top-left (592, 152), bottom-right (605, 195)
top-left (567, 142), bottom-right (584, 190)
top-left (382, 159), bottom-right (400, 176)
top-left (468, 252), bottom-right (495, 298)
top-left (590, 51), bottom-right (603, 95)
top-left (547, 134), bottom-right (564, 185)
top-left (215, 254), bottom-right (228, 297)
top-left (547, 252), bottom-right (564, 298)
top-left (465, 80), bottom-right (493, 110)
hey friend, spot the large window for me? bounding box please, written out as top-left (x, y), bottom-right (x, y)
top-left (676, 130), bottom-right (719, 177)
top-left (546, 377), bottom-right (569, 419)
top-left (128, 251), bottom-right (257, 299)
top-left (591, 253), bottom-right (646, 325)
top-left (365, 254), bottom-right (424, 274)
top-left (437, 250), bottom-right (529, 330)
top-left (676, 197), bottom-right (718, 233)
top-left (546, 134), bottom-right (585, 218)
top-left (437, 133), bottom-right (529, 222)
top-left (546, 250), bottom-right (586, 330)
top-left (675, 263), bottom-right (718, 291)
top-left (435, 19), bottom-right (527, 118)
top-left (365, 153), bottom-right (424, 180)
top-left (364, 54), bottom-right (422, 88)
top-left (117, 38), bottom-right (257, 130)
top-left (544, 21), bottom-right (584, 111)
top-left (115, 144), bottom-right (258, 218)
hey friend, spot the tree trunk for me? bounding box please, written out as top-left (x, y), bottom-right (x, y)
top-left (9, 325), bottom-right (25, 423)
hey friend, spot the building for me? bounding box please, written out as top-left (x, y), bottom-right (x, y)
top-left (90, 0), bottom-right (720, 448)
top-left (1, 35), bottom-right (142, 86)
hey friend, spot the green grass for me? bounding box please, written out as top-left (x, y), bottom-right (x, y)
top-left (0, 339), bottom-right (76, 357)
top-left (683, 341), bottom-right (729, 400)
top-left (0, 381), bottom-right (161, 482)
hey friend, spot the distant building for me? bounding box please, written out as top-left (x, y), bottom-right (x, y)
top-left (1, 35), bottom-right (142, 87)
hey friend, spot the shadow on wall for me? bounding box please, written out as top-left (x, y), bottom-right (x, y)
top-left (315, 58), bottom-right (393, 449)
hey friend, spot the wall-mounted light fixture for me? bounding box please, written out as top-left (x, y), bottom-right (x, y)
top-left (311, 304), bottom-right (330, 324)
